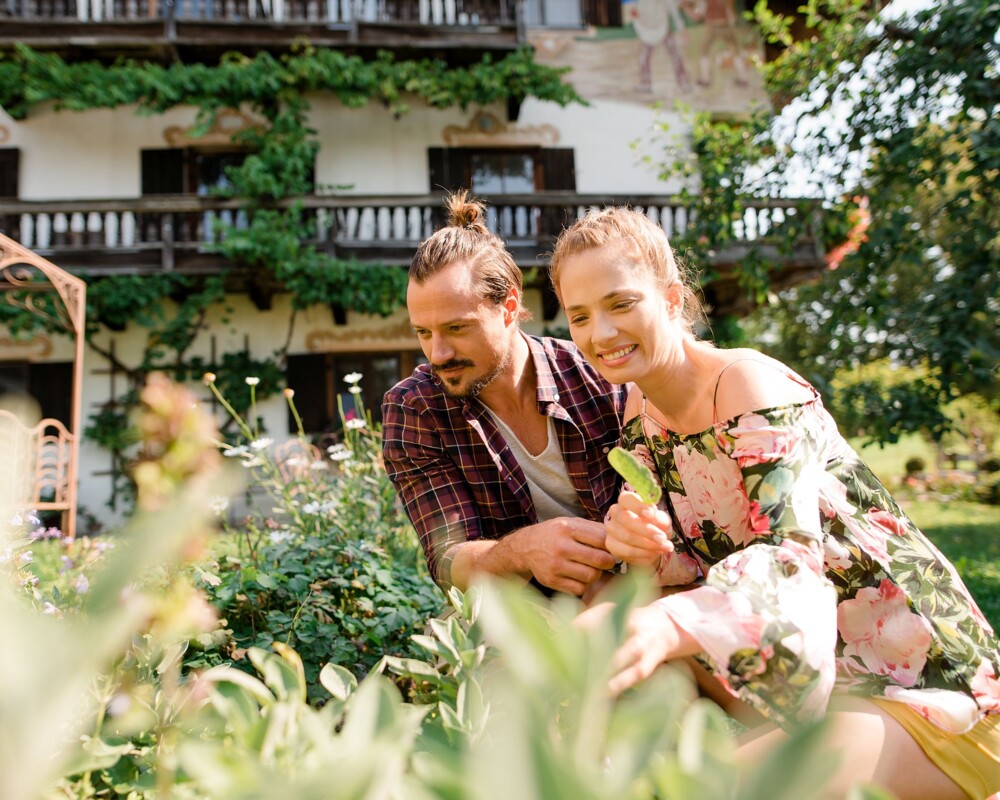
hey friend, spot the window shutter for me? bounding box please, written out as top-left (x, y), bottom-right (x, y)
top-left (580, 0), bottom-right (620, 27)
top-left (0, 149), bottom-right (19, 198)
top-left (538, 148), bottom-right (577, 237)
top-left (286, 353), bottom-right (333, 434)
top-left (538, 148), bottom-right (576, 191)
top-left (427, 147), bottom-right (469, 193)
top-left (141, 148), bottom-right (186, 195)
top-left (28, 362), bottom-right (74, 428)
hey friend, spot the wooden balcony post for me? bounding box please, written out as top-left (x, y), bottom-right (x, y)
top-left (163, 0), bottom-right (175, 38)
top-left (161, 212), bottom-right (175, 272)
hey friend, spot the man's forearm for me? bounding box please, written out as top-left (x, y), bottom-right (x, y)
top-left (444, 535), bottom-right (531, 592)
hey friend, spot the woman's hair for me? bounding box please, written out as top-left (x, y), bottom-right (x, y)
top-left (549, 206), bottom-right (705, 334)
top-left (409, 191), bottom-right (530, 320)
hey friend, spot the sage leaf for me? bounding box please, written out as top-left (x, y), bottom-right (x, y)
top-left (608, 446), bottom-right (662, 505)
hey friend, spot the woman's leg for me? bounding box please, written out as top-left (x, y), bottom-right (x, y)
top-left (735, 696), bottom-right (969, 800)
top-left (680, 657), bottom-right (766, 728)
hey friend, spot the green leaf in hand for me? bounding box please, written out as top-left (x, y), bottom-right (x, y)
top-left (608, 446), bottom-right (662, 505)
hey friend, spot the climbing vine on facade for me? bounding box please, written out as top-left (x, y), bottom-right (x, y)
top-left (0, 43), bottom-right (584, 507)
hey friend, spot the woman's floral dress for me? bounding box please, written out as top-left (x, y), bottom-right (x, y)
top-left (623, 386), bottom-right (1000, 733)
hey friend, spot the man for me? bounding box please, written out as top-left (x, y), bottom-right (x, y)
top-left (382, 193), bottom-right (626, 597)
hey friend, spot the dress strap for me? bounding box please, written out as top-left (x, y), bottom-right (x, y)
top-left (712, 357), bottom-right (817, 423)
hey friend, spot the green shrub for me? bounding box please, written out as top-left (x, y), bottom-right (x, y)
top-left (979, 456), bottom-right (1000, 474)
top-left (191, 373), bottom-right (442, 699)
top-left (975, 475), bottom-right (1000, 506)
top-left (904, 456), bottom-right (926, 477)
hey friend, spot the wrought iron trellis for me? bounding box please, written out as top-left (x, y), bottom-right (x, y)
top-left (0, 232), bottom-right (86, 539)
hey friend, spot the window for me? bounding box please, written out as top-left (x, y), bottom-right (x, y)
top-left (0, 361), bottom-right (73, 427)
top-left (428, 147), bottom-right (575, 195)
top-left (428, 147), bottom-right (576, 239)
top-left (141, 148), bottom-right (250, 195)
top-left (469, 151), bottom-right (536, 194)
top-left (523, 0), bottom-right (587, 27)
top-left (285, 351), bottom-right (422, 435)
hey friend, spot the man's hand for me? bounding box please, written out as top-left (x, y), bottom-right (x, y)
top-left (504, 517), bottom-right (618, 596)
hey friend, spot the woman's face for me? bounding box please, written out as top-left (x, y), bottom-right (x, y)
top-left (557, 241), bottom-right (678, 386)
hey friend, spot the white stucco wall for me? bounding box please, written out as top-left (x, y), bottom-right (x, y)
top-left (517, 97), bottom-right (691, 194)
top-left (9, 105), bottom-right (199, 200)
top-left (3, 95), bottom-right (678, 200)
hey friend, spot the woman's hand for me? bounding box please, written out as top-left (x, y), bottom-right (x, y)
top-left (606, 491), bottom-right (675, 567)
top-left (575, 599), bottom-right (689, 695)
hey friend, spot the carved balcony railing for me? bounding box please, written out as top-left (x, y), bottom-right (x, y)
top-left (0, 0), bottom-right (517, 28)
top-left (0, 192), bottom-right (825, 288)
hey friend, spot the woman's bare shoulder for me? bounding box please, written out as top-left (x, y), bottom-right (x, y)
top-left (713, 349), bottom-right (816, 422)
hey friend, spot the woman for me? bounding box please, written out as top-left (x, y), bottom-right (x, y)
top-left (551, 207), bottom-right (1000, 800)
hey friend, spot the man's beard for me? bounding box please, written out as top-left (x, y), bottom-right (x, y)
top-left (435, 348), bottom-right (512, 400)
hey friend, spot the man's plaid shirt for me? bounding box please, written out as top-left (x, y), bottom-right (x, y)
top-left (382, 335), bottom-right (627, 587)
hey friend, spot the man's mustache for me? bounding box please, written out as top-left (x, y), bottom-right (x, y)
top-left (432, 359), bottom-right (475, 373)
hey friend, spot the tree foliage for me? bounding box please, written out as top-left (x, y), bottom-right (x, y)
top-left (738, 0), bottom-right (1000, 442)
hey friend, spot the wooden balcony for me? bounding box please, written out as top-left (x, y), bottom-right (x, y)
top-left (0, 0), bottom-right (522, 60)
top-left (0, 192), bottom-right (826, 316)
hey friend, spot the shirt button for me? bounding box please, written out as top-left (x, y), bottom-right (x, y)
top-left (553, 394), bottom-right (559, 401)
top-left (602, 447), bottom-right (609, 453)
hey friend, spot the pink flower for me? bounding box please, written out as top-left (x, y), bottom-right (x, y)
top-left (671, 443), bottom-right (769, 547)
top-left (668, 492), bottom-right (704, 540)
top-left (727, 413), bottom-right (803, 468)
top-left (840, 507), bottom-right (895, 570)
top-left (971, 659), bottom-right (1000, 713)
top-left (656, 549), bottom-right (701, 586)
top-left (662, 586), bottom-right (765, 670)
top-left (672, 445), bottom-right (717, 523)
top-left (837, 579), bottom-right (933, 687)
top-left (882, 686), bottom-right (981, 734)
top-left (818, 472), bottom-right (856, 520)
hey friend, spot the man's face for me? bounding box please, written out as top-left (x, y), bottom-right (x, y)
top-left (407, 262), bottom-right (517, 400)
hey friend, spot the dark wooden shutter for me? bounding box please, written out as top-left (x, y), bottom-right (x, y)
top-left (581, 0), bottom-right (621, 27)
top-left (0, 149), bottom-right (19, 237)
top-left (0, 149), bottom-right (19, 198)
top-left (28, 362), bottom-right (73, 428)
top-left (538, 148), bottom-right (576, 191)
top-left (141, 148), bottom-right (185, 195)
top-left (538, 148), bottom-right (577, 238)
top-left (286, 353), bottom-right (332, 434)
top-left (427, 147), bottom-right (469, 193)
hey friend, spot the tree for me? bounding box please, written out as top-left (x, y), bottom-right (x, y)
top-left (738, 0), bottom-right (999, 443)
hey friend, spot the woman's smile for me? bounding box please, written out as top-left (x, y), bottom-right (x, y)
top-left (598, 344), bottom-right (638, 366)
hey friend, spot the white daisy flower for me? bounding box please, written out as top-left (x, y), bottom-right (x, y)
top-left (245, 377), bottom-right (260, 386)
top-left (345, 418), bottom-right (366, 430)
top-left (344, 372), bottom-right (363, 385)
top-left (250, 437), bottom-right (273, 451)
top-left (223, 445), bottom-right (250, 458)
top-left (210, 496), bottom-right (229, 515)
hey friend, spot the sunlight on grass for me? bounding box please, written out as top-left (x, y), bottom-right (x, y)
top-left (851, 434), bottom-right (938, 485)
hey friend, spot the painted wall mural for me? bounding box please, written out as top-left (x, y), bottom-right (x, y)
top-left (528, 0), bottom-right (768, 111)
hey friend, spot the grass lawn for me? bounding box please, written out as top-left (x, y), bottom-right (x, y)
top-left (904, 500), bottom-right (1000, 633)
top-left (851, 434), bottom-right (938, 485)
